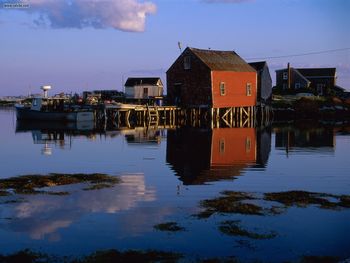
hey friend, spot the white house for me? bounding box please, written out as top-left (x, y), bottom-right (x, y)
top-left (124, 77), bottom-right (163, 99)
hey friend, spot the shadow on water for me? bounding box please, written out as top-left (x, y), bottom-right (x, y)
top-left (166, 126), bottom-right (271, 185)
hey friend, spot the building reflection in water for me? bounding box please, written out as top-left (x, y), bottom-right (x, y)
top-left (124, 127), bottom-right (163, 145)
top-left (16, 120), bottom-right (165, 154)
top-left (274, 123), bottom-right (335, 155)
top-left (166, 127), bottom-right (271, 185)
top-left (16, 120), bottom-right (96, 155)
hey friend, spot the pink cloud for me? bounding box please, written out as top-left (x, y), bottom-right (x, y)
top-left (3, 0), bottom-right (157, 32)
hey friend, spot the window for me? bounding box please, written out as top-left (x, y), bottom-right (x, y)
top-left (219, 139), bottom-right (225, 154)
top-left (245, 137), bottom-right (251, 152)
top-left (246, 83), bottom-right (252, 96)
top-left (220, 82), bottom-right (226, 96)
top-left (283, 72), bottom-right (288, 80)
top-left (283, 83), bottom-right (288, 90)
top-left (143, 87), bottom-right (148, 97)
top-left (184, 56), bottom-right (191, 70)
top-left (317, 83), bottom-right (324, 95)
top-left (295, 83), bottom-right (300, 89)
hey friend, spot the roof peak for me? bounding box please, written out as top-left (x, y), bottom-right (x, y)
top-left (188, 47), bottom-right (236, 53)
top-left (185, 47), bottom-right (255, 72)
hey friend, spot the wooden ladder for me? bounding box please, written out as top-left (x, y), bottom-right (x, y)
top-left (146, 105), bottom-right (159, 127)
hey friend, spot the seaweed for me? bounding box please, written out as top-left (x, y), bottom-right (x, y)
top-left (300, 255), bottom-right (340, 263)
top-left (153, 222), bottom-right (186, 232)
top-left (0, 173), bottom-right (120, 196)
top-left (339, 195), bottom-right (350, 208)
top-left (196, 190), bottom-right (350, 219)
top-left (219, 220), bottom-right (277, 240)
top-left (196, 191), bottom-right (264, 218)
top-left (0, 249), bottom-right (182, 263)
top-left (83, 183), bottom-right (115, 191)
top-left (0, 190), bottom-right (9, 196)
top-left (264, 191), bottom-right (350, 210)
top-left (0, 249), bottom-right (51, 263)
top-left (73, 249), bottom-right (182, 263)
top-left (198, 257), bottom-right (238, 263)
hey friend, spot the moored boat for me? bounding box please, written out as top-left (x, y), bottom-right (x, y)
top-left (15, 96), bottom-right (94, 122)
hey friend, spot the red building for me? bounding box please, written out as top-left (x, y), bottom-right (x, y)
top-left (167, 47), bottom-right (257, 109)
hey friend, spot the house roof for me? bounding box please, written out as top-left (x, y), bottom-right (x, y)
top-left (293, 69), bottom-right (311, 84)
top-left (248, 61), bottom-right (267, 72)
top-left (276, 67), bottom-right (336, 77)
top-left (125, 77), bottom-right (162, 86)
top-left (296, 68), bottom-right (336, 77)
top-left (189, 47), bottom-right (256, 72)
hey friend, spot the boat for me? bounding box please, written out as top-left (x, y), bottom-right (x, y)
top-left (15, 96), bottom-right (94, 122)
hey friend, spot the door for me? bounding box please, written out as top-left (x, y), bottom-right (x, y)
top-left (174, 84), bottom-right (182, 106)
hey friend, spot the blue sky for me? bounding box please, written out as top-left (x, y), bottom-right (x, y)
top-left (0, 0), bottom-right (349, 96)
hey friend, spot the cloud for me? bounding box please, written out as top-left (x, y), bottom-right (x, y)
top-left (201, 0), bottom-right (253, 3)
top-left (2, 173), bottom-right (156, 240)
top-left (1, 0), bottom-right (157, 32)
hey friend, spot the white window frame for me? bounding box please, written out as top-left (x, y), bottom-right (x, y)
top-left (220, 82), bottom-right (226, 96)
top-left (283, 72), bottom-right (288, 80)
top-left (246, 83), bottom-right (252, 96)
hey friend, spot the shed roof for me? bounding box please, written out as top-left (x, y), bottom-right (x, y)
top-left (189, 47), bottom-right (256, 72)
top-left (125, 77), bottom-right (162, 86)
top-left (248, 61), bottom-right (267, 72)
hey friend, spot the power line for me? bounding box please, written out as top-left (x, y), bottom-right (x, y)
top-left (246, 47), bottom-right (350, 60)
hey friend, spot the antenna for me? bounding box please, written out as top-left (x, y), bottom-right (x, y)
top-left (178, 41), bottom-right (182, 53)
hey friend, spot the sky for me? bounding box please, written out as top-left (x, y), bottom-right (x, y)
top-left (0, 0), bottom-right (349, 96)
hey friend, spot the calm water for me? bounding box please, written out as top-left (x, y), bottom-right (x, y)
top-left (0, 108), bottom-right (350, 262)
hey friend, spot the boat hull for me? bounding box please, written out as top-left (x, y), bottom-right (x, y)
top-left (15, 106), bottom-right (94, 122)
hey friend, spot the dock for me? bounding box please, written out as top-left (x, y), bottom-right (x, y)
top-left (94, 103), bottom-right (273, 129)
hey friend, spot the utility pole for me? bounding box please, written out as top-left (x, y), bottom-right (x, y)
top-left (287, 62), bottom-right (291, 89)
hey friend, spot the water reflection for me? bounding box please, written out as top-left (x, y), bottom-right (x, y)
top-left (274, 122), bottom-right (335, 154)
top-left (124, 128), bottom-right (163, 145)
top-left (1, 109), bottom-right (350, 261)
top-left (166, 127), bottom-right (271, 184)
top-left (0, 174), bottom-right (155, 241)
top-left (15, 120), bottom-right (165, 154)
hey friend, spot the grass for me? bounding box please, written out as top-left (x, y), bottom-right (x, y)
top-left (153, 222), bottom-right (186, 232)
top-left (0, 173), bottom-right (120, 195)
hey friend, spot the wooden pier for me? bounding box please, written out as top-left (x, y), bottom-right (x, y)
top-left (94, 103), bottom-right (273, 129)
top-left (95, 104), bottom-right (180, 129)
